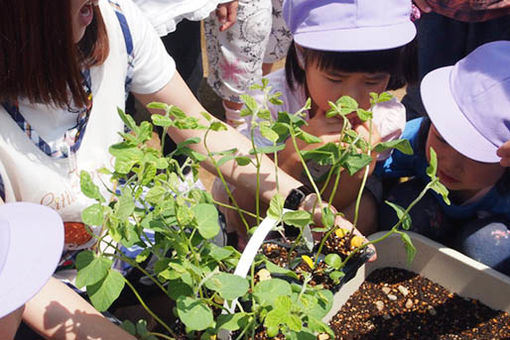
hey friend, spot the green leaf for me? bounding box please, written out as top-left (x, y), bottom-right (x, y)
top-left (264, 260), bottom-right (299, 280)
top-left (216, 313), bottom-right (248, 331)
top-left (176, 204), bottom-right (194, 226)
top-left (321, 207), bottom-right (335, 229)
top-left (121, 320), bottom-right (136, 335)
top-left (260, 125), bottom-right (279, 143)
top-left (192, 204), bottom-right (220, 239)
top-left (210, 121), bottom-right (228, 131)
top-left (145, 186), bottom-right (166, 205)
top-left (240, 94), bottom-right (258, 114)
top-left (235, 156), bottom-right (252, 166)
top-left (250, 144), bottom-right (286, 155)
top-left (80, 171), bottom-right (105, 202)
top-left (257, 109), bottom-right (272, 121)
top-left (400, 232), bottom-right (416, 265)
top-left (167, 278), bottom-right (194, 301)
top-left (374, 139), bottom-right (413, 155)
top-left (151, 114), bottom-right (173, 128)
top-left (87, 269), bottom-right (125, 312)
top-left (216, 154), bottom-right (236, 167)
top-left (208, 244), bottom-right (235, 262)
top-left (356, 108), bottom-right (373, 122)
top-left (117, 108), bottom-right (138, 132)
top-left (430, 180), bottom-right (451, 205)
top-left (205, 273), bottom-right (249, 300)
top-left (324, 253), bottom-right (342, 270)
top-left (384, 201), bottom-right (411, 230)
top-left (176, 296), bottom-right (214, 331)
top-left (82, 203), bottom-right (105, 226)
top-left (267, 194), bottom-right (284, 220)
top-left (146, 102), bottom-right (169, 111)
top-left (341, 152), bottom-right (372, 176)
top-left (426, 147), bottom-right (438, 179)
top-left (282, 210), bottom-right (312, 229)
top-left (296, 128), bottom-right (322, 144)
top-left (75, 251), bottom-right (112, 288)
top-left (115, 188), bottom-right (135, 220)
top-left (253, 279), bottom-right (292, 306)
top-left (200, 111), bottom-right (212, 122)
top-left (329, 270), bottom-right (345, 282)
top-left (338, 96), bottom-right (359, 115)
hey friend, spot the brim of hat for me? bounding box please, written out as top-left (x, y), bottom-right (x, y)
top-left (0, 203), bottom-right (63, 318)
top-left (294, 21), bottom-right (416, 52)
top-left (421, 66), bottom-right (500, 163)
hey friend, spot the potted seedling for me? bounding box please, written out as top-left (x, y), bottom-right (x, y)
top-left (76, 81), bottom-right (452, 339)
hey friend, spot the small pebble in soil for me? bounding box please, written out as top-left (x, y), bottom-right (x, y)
top-left (329, 267), bottom-right (510, 339)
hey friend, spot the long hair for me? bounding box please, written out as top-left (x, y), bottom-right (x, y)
top-left (285, 39), bottom-right (418, 91)
top-left (0, 1), bottom-right (109, 108)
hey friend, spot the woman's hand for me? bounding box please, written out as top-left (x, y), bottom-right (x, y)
top-left (216, 1), bottom-right (239, 32)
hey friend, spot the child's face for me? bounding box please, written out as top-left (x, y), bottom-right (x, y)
top-left (305, 61), bottom-right (390, 112)
top-left (426, 124), bottom-right (505, 198)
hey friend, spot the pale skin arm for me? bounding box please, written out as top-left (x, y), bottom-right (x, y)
top-left (22, 277), bottom-right (136, 340)
top-left (134, 72), bottom-right (303, 205)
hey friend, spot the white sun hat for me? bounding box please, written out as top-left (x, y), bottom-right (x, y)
top-left (0, 202), bottom-right (64, 318)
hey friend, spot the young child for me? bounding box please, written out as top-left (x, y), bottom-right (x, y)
top-left (213, 0), bottom-right (417, 248)
top-left (376, 41), bottom-right (510, 276)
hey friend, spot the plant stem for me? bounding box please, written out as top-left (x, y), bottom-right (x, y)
top-left (122, 277), bottom-right (176, 338)
top-left (148, 332), bottom-right (175, 340)
top-left (352, 119), bottom-right (373, 227)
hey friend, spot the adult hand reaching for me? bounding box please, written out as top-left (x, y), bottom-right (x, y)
top-left (413, 0), bottom-right (432, 13)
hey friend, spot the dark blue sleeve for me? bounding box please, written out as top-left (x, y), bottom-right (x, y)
top-left (374, 118), bottom-right (424, 179)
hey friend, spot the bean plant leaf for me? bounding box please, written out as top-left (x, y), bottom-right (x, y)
top-left (399, 232), bottom-right (417, 265)
top-left (267, 194), bottom-right (284, 220)
top-left (341, 152), bottom-right (373, 175)
top-left (282, 210), bottom-right (312, 229)
top-left (250, 144), bottom-right (286, 155)
top-left (356, 108), bottom-right (372, 122)
top-left (75, 251), bottom-right (112, 288)
top-left (116, 187), bottom-right (135, 220)
top-left (374, 139), bottom-right (413, 155)
top-left (82, 203), bottom-right (105, 226)
top-left (167, 279), bottom-right (194, 301)
top-left (253, 279), bottom-right (292, 306)
top-left (384, 201), bottom-right (411, 230)
top-left (177, 296), bottom-right (214, 331)
top-left (216, 313), bottom-right (249, 331)
top-left (321, 207), bottom-right (335, 229)
top-left (146, 102), bottom-right (169, 111)
top-left (324, 253), bottom-right (342, 270)
top-left (210, 121), bottom-right (228, 131)
top-left (151, 114), bottom-right (173, 128)
top-left (264, 260), bottom-right (298, 280)
top-left (145, 186), bottom-right (166, 205)
top-left (295, 128), bottom-right (322, 144)
top-left (192, 203), bottom-right (220, 239)
top-left (426, 147), bottom-right (438, 178)
top-left (80, 171), bottom-right (105, 202)
top-left (260, 124), bottom-right (279, 143)
top-left (87, 269), bottom-right (125, 312)
top-left (241, 94), bottom-right (258, 115)
top-left (205, 273), bottom-right (249, 300)
top-left (235, 156), bottom-right (252, 166)
top-left (430, 180), bottom-right (451, 205)
top-left (117, 108), bottom-right (138, 132)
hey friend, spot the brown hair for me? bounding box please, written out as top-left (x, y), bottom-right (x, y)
top-left (0, 1), bottom-right (109, 108)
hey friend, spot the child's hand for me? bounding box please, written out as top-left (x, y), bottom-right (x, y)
top-left (303, 108), bottom-right (343, 144)
top-left (497, 140), bottom-right (510, 167)
top-left (216, 0), bottom-right (238, 32)
top-left (413, 0), bottom-right (432, 13)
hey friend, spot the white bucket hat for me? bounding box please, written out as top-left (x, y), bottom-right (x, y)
top-left (0, 202), bottom-right (64, 318)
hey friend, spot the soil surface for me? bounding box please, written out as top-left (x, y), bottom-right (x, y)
top-left (330, 267), bottom-right (510, 339)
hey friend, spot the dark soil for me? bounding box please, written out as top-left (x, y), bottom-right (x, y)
top-left (330, 267), bottom-right (510, 339)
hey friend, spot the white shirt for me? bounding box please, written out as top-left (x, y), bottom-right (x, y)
top-left (133, 0), bottom-right (230, 36)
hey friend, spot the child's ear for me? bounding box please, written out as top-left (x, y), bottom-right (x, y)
top-left (295, 44), bottom-right (305, 70)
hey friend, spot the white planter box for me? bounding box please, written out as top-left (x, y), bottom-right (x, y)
top-left (324, 231), bottom-right (510, 322)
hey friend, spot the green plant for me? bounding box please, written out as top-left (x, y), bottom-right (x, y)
top-left (77, 81), bottom-right (449, 339)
